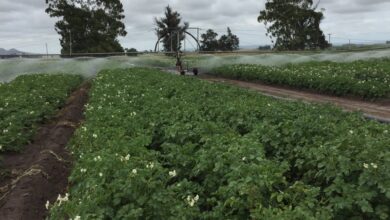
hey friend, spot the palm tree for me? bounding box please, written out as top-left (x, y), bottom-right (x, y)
top-left (155, 6), bottom-right (189, 52)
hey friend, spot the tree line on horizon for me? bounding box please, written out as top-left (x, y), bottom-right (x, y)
top-left (155, 6), bottom-right (240, 52)
top-left (45, 0), bottom-right (329, 55)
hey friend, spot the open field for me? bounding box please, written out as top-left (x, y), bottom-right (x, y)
top-left (0, 82), bottom-right (90, 220)
top-left (2, 49), bottom-right (390, 82)
top-left (183, 49), bottom-right (390, 70)
top-left (48, 68), bottom-right (389, 219)
top-left (0, 51), bottom-right (389, 219)
top-left (0, 74), bottom-right (82, 152)
top-left (0, 55), bottom-right (174, 82)
top-left (2, 0), bottom-right (390, 218)
top-left (210, 60), bottom-right (390, 99)
top-left (201, 75), bottom-right (390, 123)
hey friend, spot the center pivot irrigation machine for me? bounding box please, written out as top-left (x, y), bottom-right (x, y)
top-left (154, 28), bottom-right (200, 76)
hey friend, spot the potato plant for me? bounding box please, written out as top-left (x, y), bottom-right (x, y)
top-left (0, 74), bottom-right (82, 152)
top-left (210, 60), bottom-right (390, 99)
top-left (51, 68), bottom-right (389, 219)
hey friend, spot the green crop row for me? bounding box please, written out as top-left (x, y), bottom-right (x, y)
top-left (0, 74), bottom-right (83, 152)
top-left (210, 60), bottom-right (390, 99)
top-left (50, 68), bottom-right (389, 219)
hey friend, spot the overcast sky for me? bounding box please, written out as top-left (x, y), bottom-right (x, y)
top-left (1, 0), bottom-right (390, 53)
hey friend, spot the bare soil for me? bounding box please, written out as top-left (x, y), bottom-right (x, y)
top-left (0, 82), bottom-right (90, 220)
top-left (200, 75), bottom-right (390, 123)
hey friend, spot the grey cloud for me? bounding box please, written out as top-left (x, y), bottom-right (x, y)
top-left (0, 0), bottom-right (390, 53)
top-left (354, 0), bottom-right (390, 6)
top-left (321, 0), bottom-right (390, 14)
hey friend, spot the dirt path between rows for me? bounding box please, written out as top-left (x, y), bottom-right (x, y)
top-left (0, 82), bottom-right (90, 220)
top-left (199, 75), bottom-right (390, 123)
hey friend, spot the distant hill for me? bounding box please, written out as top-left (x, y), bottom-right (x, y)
top-left (0, 48), bottom-right (27, 55)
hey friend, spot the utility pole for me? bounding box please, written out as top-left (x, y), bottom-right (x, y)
top-left (45, 43), bottom-right (48, 59)
top-left (349, 39), bottom-right (351, 50)
top-left (69, 30), bottom-right (72, 57)
top-left (328, 33), bottom-right (332, 45)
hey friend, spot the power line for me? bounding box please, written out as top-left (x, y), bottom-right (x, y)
top-left (45, 43), bottom-right (48, 58)
top-left (332, 37), bottom-right (385, 43)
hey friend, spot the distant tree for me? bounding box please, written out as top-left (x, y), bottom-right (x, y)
top-left (258, 45), bottom-right (272, 50)
top-left (155, 6), bottom-right (189, 52)
top-left (200, 29), bottom-right (219, 51)
top-left (45, 0), bottom-right (127, 55)
top-left (218, 27), bottom-right (240, 51)
top-left (125, 48), bottom-right (138, 56)
top-left (258, 0), bottom-right (329, 50)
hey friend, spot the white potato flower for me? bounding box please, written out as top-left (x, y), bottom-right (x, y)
top-left (146, 162), bottom-right (154, 169)
top-left (169, 170), bottom-right (177, 177)
top-left (56, 193), bottom-right (69, 206)
top-left (186, 194), bottom-right (199, 207)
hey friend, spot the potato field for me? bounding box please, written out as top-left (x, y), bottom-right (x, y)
top-left (37, 68), bottom-right (390, 220)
